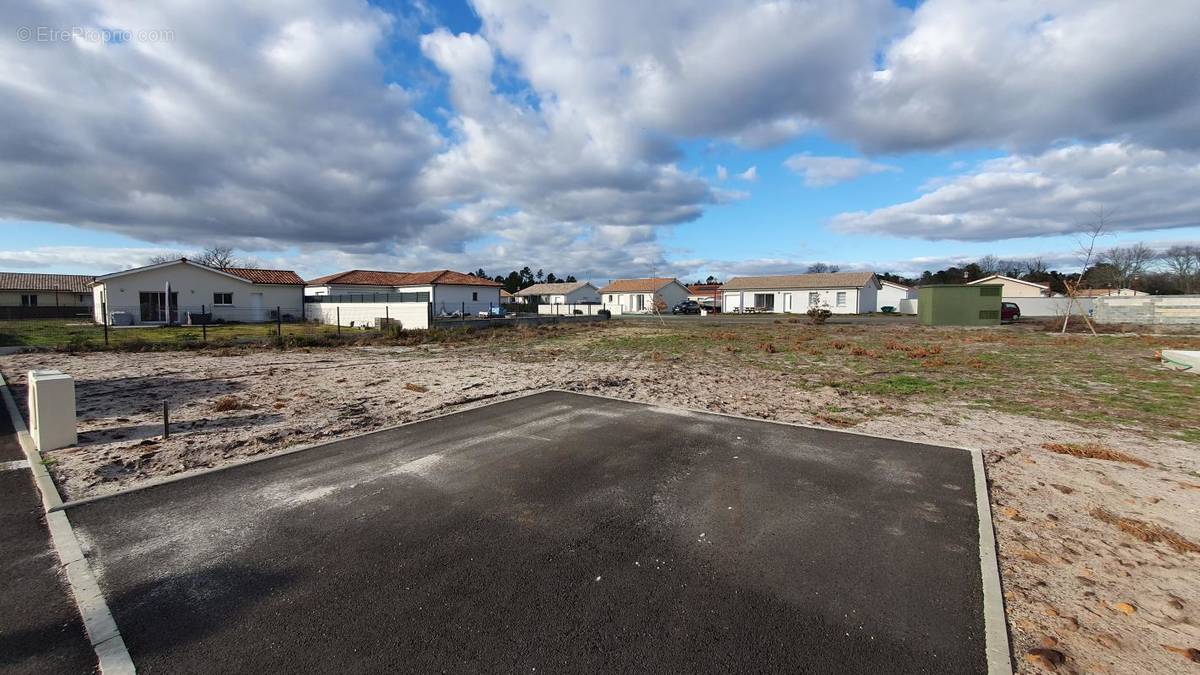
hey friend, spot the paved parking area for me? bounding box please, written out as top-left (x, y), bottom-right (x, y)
top-left (67, 391), bottom-right (996, 673)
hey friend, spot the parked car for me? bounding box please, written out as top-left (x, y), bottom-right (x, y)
top-left (1001, 302), bottom-right (1021, 322)
top-left (671, 300), bottom-right (702, 315)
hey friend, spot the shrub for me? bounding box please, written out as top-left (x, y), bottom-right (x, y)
top-left (881, 306), bottom-right (896, 314)
top-left (806, 305), bottom-right (833, 325)
top-left (213, 395), bottom-right (244, 412)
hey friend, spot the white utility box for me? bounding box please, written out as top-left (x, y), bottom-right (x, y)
top-left (27, 369), bottom-right (77, 451)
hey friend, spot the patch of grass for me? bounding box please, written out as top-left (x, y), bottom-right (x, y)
top-left (1041, 442), bottom-right (1149, 467)
top-left (864, 375), bottom-right (935, 396)
top-left (1090, 508), bottom-right (1200, 554)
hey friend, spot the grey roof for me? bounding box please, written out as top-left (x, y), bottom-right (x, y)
top-left (723, 272), bottom-right (879, 291)
top-left (514, 281), bottom-right (593, 296)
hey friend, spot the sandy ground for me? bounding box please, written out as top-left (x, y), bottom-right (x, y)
top-left (2, 343), bottom-right (1197, 674)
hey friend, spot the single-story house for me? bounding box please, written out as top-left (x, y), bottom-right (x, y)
top-left (500, 289), bottom-right (516, 303)
top-left (515, 281), bottom-right (601, 305)
top-left (686, 283), bottom-right (723, 309)
top-left (91, 258), bottom-right (305, 324)
top-left (723, 272), bottom-right (882, 314)
top-left (966, 275), bottom-right (1050, 298)
top-left (599, 278), bottom-right (691, 314)
top-left (305, 269), bottom-right (502, 316)
top-left (0, 273), bottom-right (95, 316)
top-left (876, 280), bottom-right (916, 312)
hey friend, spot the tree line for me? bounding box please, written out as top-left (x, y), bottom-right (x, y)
top-left (879, 245), bottom-right (1199, 295)
top-left (470, 268), bottom-right (578, 294)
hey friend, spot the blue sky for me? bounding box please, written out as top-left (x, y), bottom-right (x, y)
top-left (2, 0), bottom-right (1198, 281)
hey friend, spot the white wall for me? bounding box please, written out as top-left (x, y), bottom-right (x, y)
top-left (876, 284), bottom-right (914, 312)
top-left (722, 287), bottom-right (867, 314)
top-left (305, 302), bottom-right (430, 329)
top-left (1003, 296), bottom-right (1095, 317)
top-left (538, 304), bottom-right (607, 316)
top-left (431, 284), bottom-right (502, 316)
top-left (602, 283), bottom-right (690, 314)
top-left (94, 262), bottom-right (302, 324)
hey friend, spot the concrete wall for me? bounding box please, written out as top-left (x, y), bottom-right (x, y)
top-left (94, 263), bottom-right (302, 324)
top-left (1004, 296), bottom-right (1094, 318)
top-left (1093, 295), bottom-right (1200, 325)
top-left (304, 302), bottom-right (430, 330)
top-left (898, 298), bottom-right (918, 315)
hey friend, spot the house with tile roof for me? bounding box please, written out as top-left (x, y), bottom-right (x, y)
top-left (91, 258), bottom-right (305, 324)
top-left (965, 274), bottom-right (1051, 298)
top-left (305, 269), bottom-right (502, 317)
top-left (514, 281), bottom-right (600, 305)
top-left (0, 272), bottom-right (96, 317)
top-left (598, 278), bottom-right (690, 314)
top-left (722, 272), bottom-right (882, 314)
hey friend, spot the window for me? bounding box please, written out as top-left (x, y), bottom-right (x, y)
top-left (21, 294), bottom-right (37, 307)
top-left (636, 294), bottom-right (645, 310)
top-left (608, 295), bottom-right (614, 302)
top-left (472, 291), bottom-right (478, 301)
top-left (753, 293), bottom-right (775, 310)
top-left (213, 292), bottom-right (233, 305)
top-left (836, 291), bottom-right (847, 307)
top-left (808, 292), bottom-right (820, 306)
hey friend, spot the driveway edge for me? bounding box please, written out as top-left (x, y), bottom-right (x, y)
top-left (971, 448), bottom-right (1014, 674)
top-left (0, 371), bottom-right (136, 675)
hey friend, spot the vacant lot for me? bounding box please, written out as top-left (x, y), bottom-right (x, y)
top-left (2, 320), bottom-right (1198, 673)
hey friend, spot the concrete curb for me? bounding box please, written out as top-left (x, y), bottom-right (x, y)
top-left (971, 449), bottom-right (1014, 675)
top-left (0, 371), bottom-right (136, 675)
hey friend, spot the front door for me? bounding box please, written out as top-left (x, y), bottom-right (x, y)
top-left (250, 292), bottom-right (265, 322)
top-left (139, 292), bottom-right (178, 322)
top-left (783, 293), bottom-right (792, 313)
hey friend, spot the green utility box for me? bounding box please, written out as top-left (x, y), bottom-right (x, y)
top-left (918, 284), bottom-right (1003, 326)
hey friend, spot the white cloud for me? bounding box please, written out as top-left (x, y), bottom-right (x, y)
top-left (842, 0), bottom-right (1200, 152)
top-left (737, 166), bottom-right (757, 182)
top-left (783, 154), bottom-right (898, 187)
top-left (715, 165), bottom-right (728, 181)
top-left (830, 143), bottom-right (1200, 240)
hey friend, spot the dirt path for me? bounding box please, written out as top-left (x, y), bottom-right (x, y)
top-left (2, 343), bottom-right (1197, 673)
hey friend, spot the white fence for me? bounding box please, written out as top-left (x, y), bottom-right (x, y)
top-left (1004, 296), bottom-right (1095, 318)
top-left (304, 302), bottom-right (430, 330)
top-left (537, 303), bottom-right (606, 316)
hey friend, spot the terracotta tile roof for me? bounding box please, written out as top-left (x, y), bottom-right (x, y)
top-left (723, 272), bottom-right (878, 291)
top-left (0, 272), bottom-right (95, 293)
top-left (305, 269), bottom-right (501, 287)
top-left (514, 281), bottom-right (592, 296)
top-left (222, 267), bottom-right (305, 285)
top-left (686, 283), bottom-right (723, 295)
top-left (598, 278), bottom-right (681, 293)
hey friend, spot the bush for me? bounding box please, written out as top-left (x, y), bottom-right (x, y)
top-left (881, 306), bottom-right (896, 314)
top-left (806, 305), bottom-right (833, 325)
top-left (597, 309), bottom-right (612, 319)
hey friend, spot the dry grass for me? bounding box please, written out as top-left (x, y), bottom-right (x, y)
top-left (1090, 508), bottom-right (1200, 554)
top-left (212, 395), bottom-right (244, 412)
top-left (404, 383), bottom-right (429, 393)
top-left (1041, 442), bottom-right (1150, 467)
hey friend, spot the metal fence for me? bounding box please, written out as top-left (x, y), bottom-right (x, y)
top-left (0, 305), bottom-right (376, 350)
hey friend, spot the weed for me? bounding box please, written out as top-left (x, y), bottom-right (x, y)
top-left (213, 395), bottom-right (244, 412)
top-left (1041, 442), bottom-right (1149, 467)
top-left (866, 375), bottom-right (935, 396)
top-left (758, 342), bottom-right (777, 353)
top-left (1090, 508), bottom-right (1199, 554)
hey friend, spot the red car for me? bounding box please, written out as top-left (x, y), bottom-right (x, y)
top-left (1001, 302), bottom-right (1021, 322)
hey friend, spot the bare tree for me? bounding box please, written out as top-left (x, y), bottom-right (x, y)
top-left (148, 252), bottom-right (185, 265)
top-left (976, 255), bottom-right (1002, 276)
top-left (1061, 209), bottom-right (1112, 335)
top-left (806, 262), bottom-right (841, 273)
top-left (1162, 245), bottom-right (1200, 294)
top-left (1021, 257), bottom-right (1048, 277)
top-left (1098, 243), bottom-right (1155, 290)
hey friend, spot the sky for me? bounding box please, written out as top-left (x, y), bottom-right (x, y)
top-left (2, 0), bottom-right (1198, 284)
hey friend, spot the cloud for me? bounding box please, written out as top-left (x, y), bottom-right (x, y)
top-left (715, 165), bottom-right (728, 181)
top-left (831, 143), bottom-right (1200, 241)
top-left (737, 166), bottom-right (757, 182)
top-left (783, 154), bottom-right (898, 187)
top-left (841, 0), bottom-right (1200, 153)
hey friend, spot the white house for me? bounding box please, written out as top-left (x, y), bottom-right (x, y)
top-left (876, 280), bottom-right (916, 312)
top-left (91, 258), bottom-right (305, 324)
top-left (514, 281), bottom-right (601, 305)
top-left (0, 273), bottom-right (94, 315)
top-left (305, 269), bottom-right (502, 316)
top-left (722, 272), bottom-right (881, 314)
top-left (599, 278), bottom-right (691, 314)
top-left (966, 274), bottom-right (1050, 298)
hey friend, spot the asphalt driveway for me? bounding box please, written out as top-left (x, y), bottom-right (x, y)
top-left (67, 391), bottom-right (994, 674)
